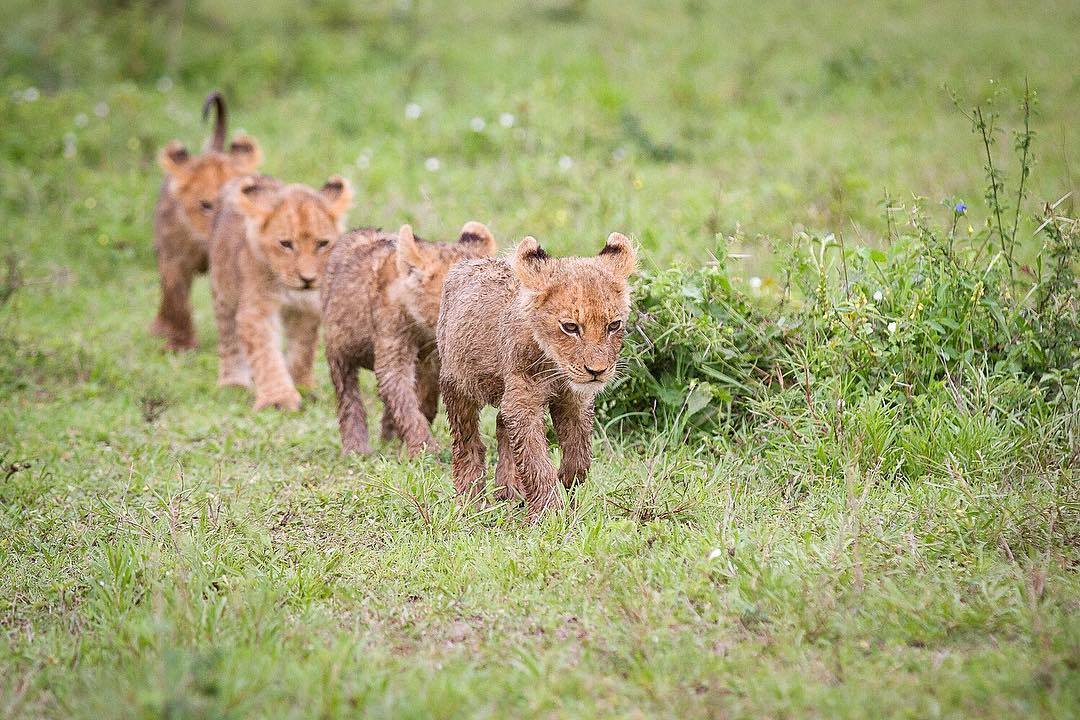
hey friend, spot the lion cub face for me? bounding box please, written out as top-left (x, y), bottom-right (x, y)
top-left (395, 221), bottom-right (497, 327)
top-left (159, 136), bottom-right (262, 238)
top-left (513, 233), bottom-right (637, 392)
top-left (234, 176), bottom-right (354, 291)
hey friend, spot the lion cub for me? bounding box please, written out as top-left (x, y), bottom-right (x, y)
top-left (323, 222), bottom-right (497, 455)
top-left (437, 232), bottom-right (636, 520)
top-left (151, 92), bottom-right (262, 351)
top-left (209, 175), bottom-right (353, 411)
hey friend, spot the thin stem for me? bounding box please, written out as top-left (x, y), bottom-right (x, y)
top-left (974, 106), bottom-right (1011, 273)
top-left (1010, 79), bottom-right (1032, 264)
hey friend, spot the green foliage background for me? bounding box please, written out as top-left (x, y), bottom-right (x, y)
top-left (1, 1), bottom-right (1078, 718)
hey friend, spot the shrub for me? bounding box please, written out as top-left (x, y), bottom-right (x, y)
top-left (600, 89), bottom-right (1079, 479)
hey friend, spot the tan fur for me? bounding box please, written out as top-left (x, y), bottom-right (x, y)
top-left (322, 222), bottom-right (497, 455)
top-left (209, 175), bottom-right (353, 411)
top-left (436, 232), bottom-right (637, 520)
top-left (151, 102), bottom-right (262, 351)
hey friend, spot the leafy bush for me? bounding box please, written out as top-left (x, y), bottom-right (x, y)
top-left (600, 90), bottom-right (1079, 479)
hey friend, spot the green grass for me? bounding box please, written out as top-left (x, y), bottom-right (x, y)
top-left (2, 1), bottom-right (1079, 717)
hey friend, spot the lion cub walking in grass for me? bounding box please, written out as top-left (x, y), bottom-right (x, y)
top-left (209, 175), bottom-right (353, 411)
top-left (437, 232), bottom-right (636, 520)
top-left (151, 92), bottom-right (262, 351)
top-left (322, 222), bottom-right (497, 455)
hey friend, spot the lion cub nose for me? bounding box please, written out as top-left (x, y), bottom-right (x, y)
top-left (584, 364), bottom-right (607, 379)
top-left (299, 274), bottom-right (316, 288)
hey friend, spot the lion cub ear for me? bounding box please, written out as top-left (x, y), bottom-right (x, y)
top-left (228, 134), bottom-right (262, 173)
top-left (597, 232), bottom-right (637, 279)
top-left (396, 224), bottom-right (426, 275)
top-left (319, 176), bottom-right (354, 221)
top-left (512, 236), bottom-right (552, 291)
top-left (233, 176), bottom-right (275, 222)
top-left (158, 140), bottom-right (190, 177)
top-left (458, 221), bottom-right (497, 257)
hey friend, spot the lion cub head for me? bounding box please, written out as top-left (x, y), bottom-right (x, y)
top-left (159, 136), bottom-right (262, 239)
top-left (233, 176), bottom-right (354, 291)
top-left (512, 233), bottom-right (637, 392)
top-left (395, 221), bottom-right (497, 327)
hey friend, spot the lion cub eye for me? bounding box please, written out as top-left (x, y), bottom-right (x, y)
top-left (560, 321), bottom-right (580, 336)
top-left (607, 320), bottom-right (623, 333)
top-left (315, 239), bottom-right (330, 250)
top-left (199, 200), bottom-right (214, 212)
top-left (279, 240), bottom-right (294, 250)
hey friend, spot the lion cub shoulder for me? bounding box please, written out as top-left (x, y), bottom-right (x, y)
top-left (323, 222), bottom-right (496, 455)
top-left (209, 174), bottom-right (353, 411)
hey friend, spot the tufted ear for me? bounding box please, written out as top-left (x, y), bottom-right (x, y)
top-left (596, 232), bottom-right (637, 279)
top-left (228, 134), bottom-right (262, 173)
top-left (512, 236), bottom-right (553, 291)
top-left (458, 221), bottom-right (497, 256)
top-left (233, 176), bottom-right (275, 223)
top-left (158, 140), bottom-right (190, 177)
top-left (319, 175), bottom-right (354, 221)
top-left (395, 224), bottom-right (427, 275)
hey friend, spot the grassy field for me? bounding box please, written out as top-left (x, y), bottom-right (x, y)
top-left (2, 1), bottom-right (1079, 717)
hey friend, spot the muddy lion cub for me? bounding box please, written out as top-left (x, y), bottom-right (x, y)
top-left (151, 91), bottom-right (263, 350)
top-left (209, 175), bottom-right (353, 411)
top-left (437, 232), bottom-right (636, 520)
top-left (322, 222), bottom-right (497, 455)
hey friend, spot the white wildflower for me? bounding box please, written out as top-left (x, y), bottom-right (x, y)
top-left (887, 321), bottom-right (897, 334)
top-left (749, 276), bottom-right (762, 290)
top-left (405, 102), bottom-right (422, 120)
top-left (23, 87), bottom-right (40, 102)
top-left (558, 155), bottom-right (573, 171)
top-left (499, 112), bottom-right (515, 128)
top-left (74, 113), bottom-right (88, 128)
top-left (469, 116), bottom-right (486, 132)
top-left (94, 102), bottom-right (109, 118)
top-left (156, 76), bottom-right (174, 93)
top-left (873, 290), bottom-right (883, 302)
top-left (424, 156), bottom-right (441, 172)
top-left (706, 548), bottom-right (723, 561)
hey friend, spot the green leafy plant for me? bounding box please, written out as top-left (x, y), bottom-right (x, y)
top-left (600, 88), bottom-right (1079, 479)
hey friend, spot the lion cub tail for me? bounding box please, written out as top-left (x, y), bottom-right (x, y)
top-left (201, 91), bottom-right (228, 152)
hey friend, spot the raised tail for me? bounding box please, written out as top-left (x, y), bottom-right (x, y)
top-left (201, 91), bottom-right (228, 152)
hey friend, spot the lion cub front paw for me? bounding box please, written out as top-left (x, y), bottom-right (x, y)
top-left (254, 387), bottom-right (302, 412)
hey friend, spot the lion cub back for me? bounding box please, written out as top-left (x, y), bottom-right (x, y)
top-left (436, 257), bottom-right (518, 399)
top-left (323, 222), bottom-right (498, 369)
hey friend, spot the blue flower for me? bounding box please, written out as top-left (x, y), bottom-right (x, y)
top-left (954, 202), bottom-right (967, 214)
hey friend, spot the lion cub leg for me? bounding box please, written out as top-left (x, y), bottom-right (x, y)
top-left (379, 352), bottom-right (437, 443)
top-left (153, 253), bottom-right (201, 351)
top-left (379, 411), bottom-right (398, 443)
top-left (212, 280), bottom-right (251, 388)
top-left (373, 334), bottom-right (437, 456)
top-left (502, 384), bottom-right (563, 521)
top-left (328, 351), bottom-right (371, 454)
top-left (238, 300), bottom-right (301, 411)
top-left (284, 307), bottom-right (320, 389)
top-left (494, 411), bottom-right (524, 502)
top-left (417, 352), bottom-right (441, 425)
top-left (551, 392), bottom-right (594, 490)
top-left (442, 381), bottom-right (487, 501)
